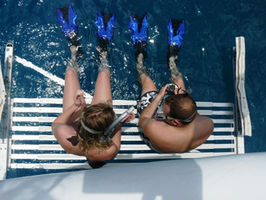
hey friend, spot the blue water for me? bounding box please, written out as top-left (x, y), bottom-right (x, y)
top-left (0, 0), bottom-right (265, 157)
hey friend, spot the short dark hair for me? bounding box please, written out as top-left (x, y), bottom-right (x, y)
top-left (165, 94), bottom-right (197, 125)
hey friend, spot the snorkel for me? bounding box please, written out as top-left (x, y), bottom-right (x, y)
top-left (100, 106), bottom-right (134, 143)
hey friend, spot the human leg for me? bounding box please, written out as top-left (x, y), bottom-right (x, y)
top-left (57, 4), bottom-right (83, 111)
top-left (167, 19), bottom-right (186, 90)
top-left (168, 55), bottom-right (185, 90)
top-left (63, 46), bottom-right (81, 111)
top-left (129, 14), bottom-right (157, 95)
top-left (136, 53), bottom-right (157, 95)
top-left (91, 49), bottom-right (112, 106)
top-left (135, 53), bottom-right (157, 114)
top-left (91, 12), bottom-right (115, 106)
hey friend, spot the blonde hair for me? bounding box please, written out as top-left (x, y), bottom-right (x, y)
top-left (78, 103), bottom-right (115, 153)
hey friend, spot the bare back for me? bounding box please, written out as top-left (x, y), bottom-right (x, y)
top-left (53, 121), bottom-right (119, 161)
top-left (142, 114), bottom-right (214, 153)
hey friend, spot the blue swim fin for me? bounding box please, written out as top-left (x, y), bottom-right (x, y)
top-left (167, 19), bottom-right (185, 60)
top-left (57, 4), bottom-right (83, 57)
top-left (129, 14), bottom-right (148, 59)
top-left (57, 4), bottom-right (78, 39)
top-left (128, 15), bottom-right (148, 45)
top-left (167, 19), bottom-right (185, 48)
top-left (96, 12), bottom-right (115, 51)
top-left (96, 11), bottom-right (115, 41)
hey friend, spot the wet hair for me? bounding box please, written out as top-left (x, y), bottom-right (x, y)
top-left (78, 103), bottom-right (115, 153)
top-left (164, 94), bottom-right (197, 125)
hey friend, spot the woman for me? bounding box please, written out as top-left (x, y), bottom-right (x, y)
top-left (53, 9), bottom-right (134, 168)
top-left (52, 44), bottom-right (134, 168)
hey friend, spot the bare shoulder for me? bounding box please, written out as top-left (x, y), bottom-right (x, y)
top-left (189, 115), bottom-right (214, 150)
top-left (142, 120), bottom-right (191, 152)
top-left (142, 119), bottom-right (163, 136)
top-left (142, 119), bottom-right (176, 144)
top-left (195, 114), bottom-right (214, 134)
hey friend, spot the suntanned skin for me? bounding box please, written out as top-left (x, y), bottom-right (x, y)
top-left (52, 47), bottom-right (134, 163)
top-left (137, 54), bottom-right (214, 153)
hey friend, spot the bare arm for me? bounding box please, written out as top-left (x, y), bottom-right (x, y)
top-left (110, 129), bottom-right (121, 153)
top-left (139, 84), bottom-right (168, 129)
top-left (53, 90), bottom-right (85, 128)
top-left (52, 90), bottom-right (86, 154)
top-left (52, 102), bottom-right (85, 155)
top-left (53, 103), bottom-right (81, 127)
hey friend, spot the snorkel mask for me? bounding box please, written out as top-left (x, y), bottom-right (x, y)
top-left (80, 106), bottom-right (135, 144)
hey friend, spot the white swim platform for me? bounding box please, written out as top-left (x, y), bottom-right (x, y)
top-left (0, 37), bottom-right (251, 179)
top-left (9, 98), bottom-right (236, 169)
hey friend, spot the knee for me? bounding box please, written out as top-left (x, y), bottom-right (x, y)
top-left (98, 70), bottom-right (110, 78)
top-left (142, 76), bottom-right (154, 86)
top-left (65, 67), bottom-right (78, 78)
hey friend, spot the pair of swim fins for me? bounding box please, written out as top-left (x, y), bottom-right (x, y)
top-left (129, 15), bottom-right (185, 59)
top-left (57, 4), bottom-right (115, 53)
top-left (128, 15), bottom-right (185, 48)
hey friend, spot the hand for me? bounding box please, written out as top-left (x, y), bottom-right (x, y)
top-left (121, 112), bottom-right (135, 123)
top-left (74, 90), bottom-right (86, 108)
top-left (158, 84), bottom-right (169, 99)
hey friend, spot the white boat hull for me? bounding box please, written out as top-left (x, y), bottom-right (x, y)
top-left (0, 153), bottom-right (266, 200)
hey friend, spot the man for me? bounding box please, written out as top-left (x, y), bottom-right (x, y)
top-left (129, 16), bottom-right (214, 153)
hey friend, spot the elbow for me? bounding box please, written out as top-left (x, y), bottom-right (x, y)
top-left (52, 116), bottom-right (61, 135)
top-left (206, 119), bottom-right (214, 138)
top-left (51, 122), bottom-right (55, 133)
top-left (139, 115), bottom-right (152, 131)
top-left (113, 142), bottom-right (121, 152)
top-left (139, 117), bottom-right (144, 128)
top-left (210, 119), bottom-right (214, 133)
top-left (51, 121), bottom-right (59, 136)
top-left (139, 115), bottom-right (147, 128)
